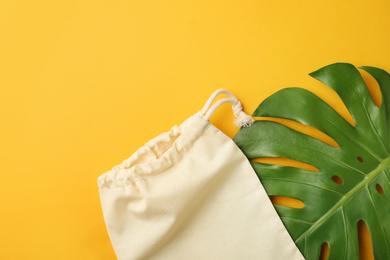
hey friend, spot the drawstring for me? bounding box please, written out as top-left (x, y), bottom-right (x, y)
top-left (200, 89), bottom-right (254, 128)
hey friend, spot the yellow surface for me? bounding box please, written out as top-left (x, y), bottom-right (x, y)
top-left (0, 0), bottom-right (388, 259)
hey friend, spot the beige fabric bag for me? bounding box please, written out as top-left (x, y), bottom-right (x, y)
top-left (98, 89), bottom-right (304, 260)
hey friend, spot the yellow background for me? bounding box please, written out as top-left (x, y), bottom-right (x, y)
top-left (1, 0), bottom-right (389, 259)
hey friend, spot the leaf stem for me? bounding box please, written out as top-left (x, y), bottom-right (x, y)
top-left (295, 156), bottom-right (390, 244)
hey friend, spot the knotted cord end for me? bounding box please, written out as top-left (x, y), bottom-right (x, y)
top-left (234, 111), bottom-right (255, 128)
top-left (232, 102), bottom-right (254, 128)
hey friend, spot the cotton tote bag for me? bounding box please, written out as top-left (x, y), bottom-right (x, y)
top-left (98, 89), bottom-right (304, 260)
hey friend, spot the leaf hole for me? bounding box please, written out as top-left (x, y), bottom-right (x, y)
top-left (269, 195), bottom-right (304, 209)
top-left (251, 157), bottom-right (319, 172)
top-left (376, 184), bottom-right (384, 195)
top-left (360, 69), bottom-right (382, 108)
top-left (358, 220), bottom-right (374, 259)
top-left (331, 175), bottom-right (343, 185)
top-left (305, 84), bottom-right (356, 127)
top-left (319, 242), bottom-right (329, 260)
top-left (252, 117), bottom-right (341, 148)
top-left (357, 156), bottom-right (364, 163)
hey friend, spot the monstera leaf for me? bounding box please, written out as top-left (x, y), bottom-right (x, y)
top-left (233, 63), bottom-right (390, 259)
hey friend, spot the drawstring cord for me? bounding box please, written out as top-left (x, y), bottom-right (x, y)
top-left (200, 89), bottom-right (254, 128)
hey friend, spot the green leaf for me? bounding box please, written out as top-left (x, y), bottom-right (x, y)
top-left (233, 63), bottom-right (390, 259)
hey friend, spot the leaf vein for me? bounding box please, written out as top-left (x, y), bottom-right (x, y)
top-left (281, 217), bottom-right (314, 225)
top-left (263, 177), bottom-right (343, 196)
top-left (341, 206), bottom-right (347, 259)
top-left (292, 144), bottom-right (366, 176)
top-left (362, 100), bottom-right (390, 155)
top-left (319, 113), bottom-right (383, 162)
